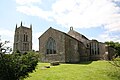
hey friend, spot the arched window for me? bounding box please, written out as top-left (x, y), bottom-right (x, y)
top-left (46, 37), bottom-right (56, 54)
top-left (90, 42), bottom-right (99, 55)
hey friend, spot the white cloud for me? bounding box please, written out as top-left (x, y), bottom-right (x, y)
top-left (16, 6), bottom-right (52, 21)
top-left (16, 0), bottom-right (120, 33)
top-left (0, 28), bottom-right (14, 50)
top-left (16, 0), bottom-right (41, 5)
top-left (16, 0), bottom-right (120, 43)
top-left (104, 19), bottom-right (120, 32)
top-left (51, 0), bottom-right (120, 29)
top-left (94, 31), bottom-right (120, 42)
top-left (0, 28), bottom-right (14, 38)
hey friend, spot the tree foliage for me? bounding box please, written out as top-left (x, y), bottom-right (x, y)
top-left (105, 41), bottom-right (120, 56)
top-left (0, 40), bottom-right (39, 80)
top-left (105, 41), bottom-right (120, 68)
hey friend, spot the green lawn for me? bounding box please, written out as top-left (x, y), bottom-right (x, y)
top-left (24, 61), bottom-right (120, 80)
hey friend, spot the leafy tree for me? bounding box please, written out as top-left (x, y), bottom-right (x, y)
top-left (105, 41), bottom-right (120, 56)
top-left (105, 41), bottom-right (120, 68)
top-left (0, 39), bottom-right (39, 80)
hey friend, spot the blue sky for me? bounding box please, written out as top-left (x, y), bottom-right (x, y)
top-left (0, 0), bottom-right (120, 51)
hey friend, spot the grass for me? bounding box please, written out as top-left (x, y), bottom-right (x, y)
top-left (24, 61), bottom-right (120, 80)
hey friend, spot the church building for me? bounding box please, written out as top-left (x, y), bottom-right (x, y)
top-left (39, 27), bottom-right (115, 63)
top-left (13, 22), bottom-right (115, 62)
top-left (13, 22), bottom-right (32, 53)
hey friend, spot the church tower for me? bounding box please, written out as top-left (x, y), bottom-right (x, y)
top-left (13, 22), bottom-right (32, 53)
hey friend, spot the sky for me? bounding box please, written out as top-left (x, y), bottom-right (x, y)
top-left (0, 0), bottom-right (120, 51)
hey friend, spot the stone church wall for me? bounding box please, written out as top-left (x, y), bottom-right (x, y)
top-left (39, 27), bottom-right (116, 62)
top-left (13, 23), bottom-right (32, 53)
top-left (98, 43), bottom-right (106, 60)
top-left (39, 28), bottom-right (66, 62)
top-left (65, 35), bottom-right (80, 63)
top-left (79, 45), bottom-right (90, 61)
top-left (108, 47), bottom-right (116, 60)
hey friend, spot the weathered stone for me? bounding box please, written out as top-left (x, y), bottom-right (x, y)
top-left (38, 27), bottom-right (116, 63)
top-left (50, 61), bottom-right (60, 66)
top-left (13, 22), bottom-right (32, 53)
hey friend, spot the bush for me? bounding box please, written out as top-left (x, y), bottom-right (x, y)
top-left (0, 52), bottom-right (39, 80)
top-left (108, 57), bottom-right (120, 79)
top-left (109, 57), bottom-right (120, 68)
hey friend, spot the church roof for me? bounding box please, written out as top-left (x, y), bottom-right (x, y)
top-left (68, 28), bottom-right (89, 40)
top-left (38, 27), bottom-right (84, 44)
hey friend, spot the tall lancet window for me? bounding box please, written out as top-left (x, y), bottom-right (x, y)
top-left (23, 33), bottom-right (28, 42)
top-left (46, 37), bottom-right (56, 54)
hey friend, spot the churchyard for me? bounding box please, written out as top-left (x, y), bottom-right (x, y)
top-left (25, 61), bottom-right (120, 80)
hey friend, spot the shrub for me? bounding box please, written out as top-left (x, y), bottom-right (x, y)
top-left (0, 52), bottom-right (38, 80)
